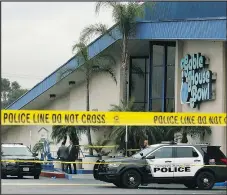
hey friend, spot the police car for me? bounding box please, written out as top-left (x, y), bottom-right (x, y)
top-left (1, 143), bottom-right (42, 179)
top-left (93, 142), bottom-right (227, 190)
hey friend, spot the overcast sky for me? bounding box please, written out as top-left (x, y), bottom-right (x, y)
top-left (2, 2), bottom-right (114, 89)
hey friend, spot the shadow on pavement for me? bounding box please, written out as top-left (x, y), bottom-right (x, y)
top-left (95, 185), bottom-right (225, 191)
top-left (4, 176), bottom-right (34, 179)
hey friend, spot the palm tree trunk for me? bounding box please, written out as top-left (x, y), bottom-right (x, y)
top-left (121, 33), bottom-right (128, 103)
top-left (86, 75), bottom-right (93, 155)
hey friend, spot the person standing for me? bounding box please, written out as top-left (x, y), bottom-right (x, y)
top-left (141, 140), bottom-right (149, 150)
top-left (67, 140), bottom-right (78, 174)
top-left (57, 142), bottom-right (68, 172)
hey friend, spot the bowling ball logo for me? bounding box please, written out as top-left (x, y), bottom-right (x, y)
top-left (181, 81), bottom-right (189, 104)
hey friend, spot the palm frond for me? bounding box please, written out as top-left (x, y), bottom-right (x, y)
top-left (51, 125), bottom-right (86, 145)
top-left (32, 142), bottom-right (44, 153)
top-left (72, 42), bottom-right (89, 61)
top-left (95, 2), bottom-right (119, 15)
top-left (80, 23), bottom-right (109, 43)
top-left (90, 54), bottom-right (117, 84)
top-left (96, 66), bottom-right (117, 84)
top-left (184, 126), bottom-right (212, 140)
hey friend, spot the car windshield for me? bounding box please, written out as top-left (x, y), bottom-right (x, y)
top-left (132, 146), bottom-right (158, 159)
top-left (2, 146), bottom-right (32, 156)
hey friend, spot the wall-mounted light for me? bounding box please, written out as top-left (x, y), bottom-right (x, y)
top-left (92, 65), bottom-right (100, 70)
top-left (49, 94), bottom-right (56, 100)
top-left (69, 81), bottom-right (76, 86)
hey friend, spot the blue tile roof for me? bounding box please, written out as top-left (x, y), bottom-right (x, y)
top-left (144, 1), bottom-right (227, 21)
top-left (6, 2), bottom-right (227, 110)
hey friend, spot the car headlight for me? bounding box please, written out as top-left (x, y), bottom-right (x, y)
top-left (108, 163), bottom-right (121, 168)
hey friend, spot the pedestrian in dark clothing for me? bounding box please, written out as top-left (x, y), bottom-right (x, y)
top-left (141, 140), bottom-right (149, 150)
top-left (67, 140), bottom-right (79, 174)
top-left (57, 142), bottom-right (69, 172)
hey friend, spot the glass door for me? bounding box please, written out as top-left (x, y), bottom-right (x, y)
top-left (149, 42), bottom-right (176, 112)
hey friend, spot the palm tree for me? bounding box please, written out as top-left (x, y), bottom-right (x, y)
top-left (32, 140), bottom-right (45, 154)
top-left (109, 98), bottom-right (159, 152)
top-left (51, 126), bottom-right (86, 146)
top-left (32, 138), bottom-right (54, 160)
top-left (81, 2), bottom-right (149, 103)
top-left (71, 41), bottom-right (117, 155)
top-left (84, 138), bottom-right (112, 156)
top-left (152, 125), bottom-right (212, 144)
top-left (178, 126), bottom-right (212, 143)
top-left (109, 98), bottom-right (212, 153)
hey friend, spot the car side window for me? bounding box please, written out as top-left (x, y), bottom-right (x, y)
top-left (176, 147), bottom-right (199, 158)
top-left (150, 147), bottom-right (173, 159)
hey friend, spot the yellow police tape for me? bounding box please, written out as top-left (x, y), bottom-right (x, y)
top-left (75, 145), bottom-right (118, 148)
top-left (1, 159), bottom-right (226, 167)
top-left (1, 110), bottom-right (227, 126)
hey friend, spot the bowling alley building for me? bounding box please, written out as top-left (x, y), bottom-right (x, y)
top-left (2, 1), bottom-right (227, 155)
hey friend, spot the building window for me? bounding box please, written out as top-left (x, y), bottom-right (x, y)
top-left (149, 42), bottom-right (176, 112)
top-left (129, 57), bottom-right (149, 111)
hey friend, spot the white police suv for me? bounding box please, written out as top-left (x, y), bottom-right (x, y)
top-left (93, 142), bottom-right (227, 190)
top-left (1, 143), bottom-right (41, 179)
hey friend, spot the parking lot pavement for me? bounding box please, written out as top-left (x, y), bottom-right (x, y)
top-left (1, 176), bottom-right (227, 194)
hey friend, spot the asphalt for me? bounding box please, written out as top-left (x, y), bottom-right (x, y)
top-left (1, 175), bottom-right (227, 194)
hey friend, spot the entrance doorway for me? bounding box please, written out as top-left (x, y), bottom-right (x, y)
top-left (149, 42), bottom-right (176, 112)
top-left (129, 42), bottom-right (176, 112)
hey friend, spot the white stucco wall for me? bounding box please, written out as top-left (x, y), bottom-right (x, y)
top-left (175, 40), bottom-right (226, 154)
top-left (2, 52), bottom-right (121, 157)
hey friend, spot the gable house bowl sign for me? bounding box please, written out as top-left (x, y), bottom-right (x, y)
top-left (180, 53), bottom-right (216, 109)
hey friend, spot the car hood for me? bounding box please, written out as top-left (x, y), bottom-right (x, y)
top-left (2, 155), bottom-right (38, 161)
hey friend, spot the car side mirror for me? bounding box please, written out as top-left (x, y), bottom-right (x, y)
top-left (140, 153), bottom-right (143, 156)
top-left (146, 155), bottom-right (155, 159)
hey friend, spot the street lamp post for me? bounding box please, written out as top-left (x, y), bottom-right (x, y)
top-left (125, 125), bottom-right (128, 157)
top-left (29, 130), bottom-right (32, 150)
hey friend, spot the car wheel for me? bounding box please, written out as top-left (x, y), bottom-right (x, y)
top-left (121, 169), bottom-right (141, 189)
top-left (196, 171), bottom-right (215, 190)
top-left (1, 174), bottom-right (7, 179)
top-left (184, 182), bottom-right (197, 189)
top-left (34, 175), bottom-right (40, 179)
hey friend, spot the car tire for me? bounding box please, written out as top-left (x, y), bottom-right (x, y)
top-left (196, 171), bottom-right (215, 190)
top-left (184, 182), bottom-right (197, 189)
top-left (121, 169), bottom-right (141, 189)
top-left (1, 174), bottom-right (7, 179)
top-left (34, 175), bottom-right (40, 179)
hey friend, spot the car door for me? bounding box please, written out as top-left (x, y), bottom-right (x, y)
top-left (146, 146), bottom-right (174, 178)
top-left (173, 146), bottom-right (204, 177)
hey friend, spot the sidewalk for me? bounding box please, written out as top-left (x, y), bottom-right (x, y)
top-left (65, 173), bottom-right (93, 180)
top-left (72, 174), bottom-right (93, 179)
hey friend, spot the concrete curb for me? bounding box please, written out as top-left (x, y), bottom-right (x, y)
top-left (54, 168), bottom-right (93, 174)
top-left (40, 171), bottom-right (65, 178)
